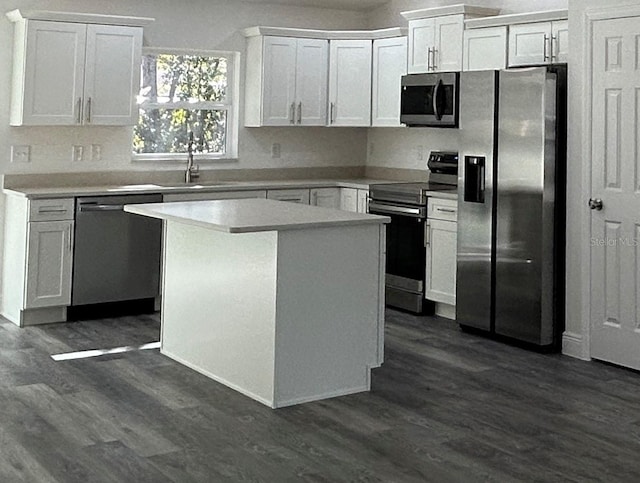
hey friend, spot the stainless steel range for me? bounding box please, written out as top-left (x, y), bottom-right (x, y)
top-left (369, 152), bottom-right (458, 313)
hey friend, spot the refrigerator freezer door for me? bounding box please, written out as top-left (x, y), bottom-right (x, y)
top-left (494, 68), bottom-right (556, 345)
top-left (456, 70), bottom-right (497, 331)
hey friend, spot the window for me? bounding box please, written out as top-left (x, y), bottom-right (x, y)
top-left (133, 48), bottom-right (238, 161)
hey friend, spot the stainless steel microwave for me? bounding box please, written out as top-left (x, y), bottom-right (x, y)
top-left (400, 72), bottom-right (459, 128)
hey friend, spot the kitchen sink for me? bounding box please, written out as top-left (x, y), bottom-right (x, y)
top-left (106, 184), bottom-right (164, 192)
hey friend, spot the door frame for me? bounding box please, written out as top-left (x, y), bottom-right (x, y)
top-left (571, 4), bottom-right (640, 360)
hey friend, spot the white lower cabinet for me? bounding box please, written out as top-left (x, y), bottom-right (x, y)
top-left (1, 195), bottom-right (74, 326)
top-left (340, 188), bottom-right (369, 213)
top-left (357, 189), bottom-right (369, 213)
top-left (425, 197), bottom-right (457, 309)
top-left (267, 188), bottom-right (310, 204)
top-left (26, 220), bottom-right (73, 308)
top-left (310, 188), bottom-right (340, 209)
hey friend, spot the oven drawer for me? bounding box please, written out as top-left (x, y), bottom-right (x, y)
top-left (427, 197), bottom-right (457, 221)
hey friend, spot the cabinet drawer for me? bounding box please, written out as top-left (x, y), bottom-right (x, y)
top-left (29, 198), bottom-right (75, 222)
top-left (267, 189), bottom-right (311, 204)
top-left (427, 197), bottom-right (457, 221)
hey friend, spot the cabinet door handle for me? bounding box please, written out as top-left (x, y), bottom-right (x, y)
top-left (330, 102), bottom-right (335, 124)
top-left (86, 97), bottom-right (92, 123)
top-left (76, 97), bottom-right (82, 124)
top-left (427, 47), bottom-right (432, 70)
top-left (297, 102), bottom-right (302, 124)
top-left (432, 48), bottom-right (438, 70)
top-left (289, 102), bottom-right (295, 124)
top-left (67, 225), bottom-right (73, 252)
top-left (424, 221), bottom-right (430, 247)
top-left (551, 34), bottom-right (558, 61)
top-left (543, 34), bottom-right (550, 62)
top-left (436, 208), bottom-right (456, 213)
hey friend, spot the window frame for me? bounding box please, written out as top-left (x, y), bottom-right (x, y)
top-left (132, 47), bottom-right (240, 163)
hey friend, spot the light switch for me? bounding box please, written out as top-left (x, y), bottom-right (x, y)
top-left (11, 145), bottom-right (30, 163)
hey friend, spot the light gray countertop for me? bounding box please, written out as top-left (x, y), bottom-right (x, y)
top-left (125, 199), bottom-right (391, 233)
top-left (3, 178), bottom-right (400, 199)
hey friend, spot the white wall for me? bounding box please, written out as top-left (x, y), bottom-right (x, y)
top-left (0, 0), bottom-right (369, 176)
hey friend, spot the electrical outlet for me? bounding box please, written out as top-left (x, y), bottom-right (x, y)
top-left (11, 145), bottom-right (30, 163)
top-left (271, 143), bottom-right (281, 159)
top-left (91, 144), bottom-right (102, 161)
top-left (72, 145), bottom-right (84, 162)
top-left (416, 145), bottom-right (424, 161)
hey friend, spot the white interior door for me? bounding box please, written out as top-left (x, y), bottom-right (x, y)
top-left (590, 16), bottom-right (640, 369)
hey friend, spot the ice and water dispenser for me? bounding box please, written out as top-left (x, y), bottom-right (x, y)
top-left (463, 155), bottom-right (486, 203)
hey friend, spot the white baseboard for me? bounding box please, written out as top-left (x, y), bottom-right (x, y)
top-left (562, 331), bottom-right (590, 360)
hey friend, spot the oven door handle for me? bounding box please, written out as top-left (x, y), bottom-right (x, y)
top-left (368, 202), bottom-right (425, 218)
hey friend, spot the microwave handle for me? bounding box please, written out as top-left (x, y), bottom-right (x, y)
top-left (433, 79), bottom-right (442, 121)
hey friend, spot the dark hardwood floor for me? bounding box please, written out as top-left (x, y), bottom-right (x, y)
top-left (1, 309), bottom-right (640, 482)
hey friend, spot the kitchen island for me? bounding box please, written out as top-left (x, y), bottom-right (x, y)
top-left (125, 199), bottom-right (389, 408)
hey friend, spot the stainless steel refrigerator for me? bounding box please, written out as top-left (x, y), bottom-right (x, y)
top-left (456, 67), bottom-right (566, 349)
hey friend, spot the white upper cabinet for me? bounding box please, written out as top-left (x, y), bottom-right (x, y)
top-left (17, 21), bottom-right (86, 126)
top-left (7, 11), bottom-right (149, 126)
top-left (296, 39), bottom-right (329, 126)
top-left (408, 16), bottom-right (463, 73)
top-left (82, 25), bottom-right (142, 125)
top-left (372, 36), bottom-right (407, 127)
top-left (463, 26), bottom-right (508, 71)
top-left (407, 18), bottom-right (436, 73)
top-left (403, 6), bottom-right (500, 74)
top-left (328, 39), bottom-right (372, 127)
top-left (508, 20), bottom-right (568, 66)
top-left (245, 35), bottom-right (328, 127)
top-left (261, 36), bottom-right (298, 126)
top-left (552, 20), bottom-right (568, 63)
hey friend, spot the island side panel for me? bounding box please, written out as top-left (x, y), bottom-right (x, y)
top-left (160, 220), bottom-right (278, 407)
top-left (272, 224), bottom-right (384, 408)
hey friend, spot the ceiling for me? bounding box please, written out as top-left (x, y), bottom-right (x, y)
top-left (239, 0), bottom-right (389, 11)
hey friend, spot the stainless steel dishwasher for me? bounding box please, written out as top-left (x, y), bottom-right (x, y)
top-left (72, 194), bottom-right (162, 306)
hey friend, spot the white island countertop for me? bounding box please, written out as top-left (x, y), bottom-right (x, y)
top-left (125, 198), bottom-right (390, 233)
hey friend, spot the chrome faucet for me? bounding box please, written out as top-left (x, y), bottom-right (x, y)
top-left (185, 131), bottom-right (200, 183)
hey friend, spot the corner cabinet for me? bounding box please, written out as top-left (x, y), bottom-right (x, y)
top-left (244, 34), bottom-right (328, 127)
top-left (6, 10), bottom-right (153, 126)
top-left (310, 188), bottom-right (340, 209)
top-left (328, 39), bottom-right (372, 127)
top-left (1, 195), bottom-right (75, 326)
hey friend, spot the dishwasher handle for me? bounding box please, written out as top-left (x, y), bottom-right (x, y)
top-left (78, 203), bottom-right (125, 212)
